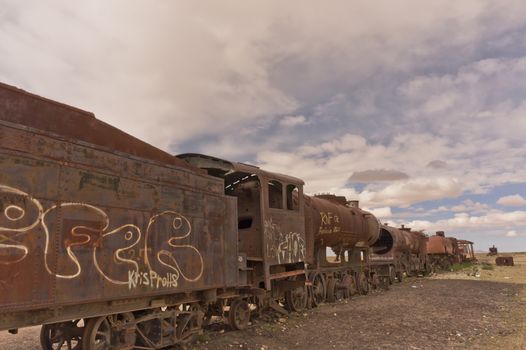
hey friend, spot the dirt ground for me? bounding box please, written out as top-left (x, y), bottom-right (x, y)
top-left (1, 253), bottom-right (525, 350)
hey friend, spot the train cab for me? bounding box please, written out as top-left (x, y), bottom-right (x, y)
top-left (178, 154), bottom-right (307, 292)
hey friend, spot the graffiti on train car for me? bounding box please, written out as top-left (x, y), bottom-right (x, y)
top-left (127, 270), bottom-right (179, 289)
top-left (0, 184), bottom-right (203, 289)
top-left (319, 211), bottom-right (341, 234)
top-left (264, 218), bottom-right (305, 264)
top-left (277, 232), bottom-right (305, 264)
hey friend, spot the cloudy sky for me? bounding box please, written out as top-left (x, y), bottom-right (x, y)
top-left (2, 1), bottom-right (526, 251)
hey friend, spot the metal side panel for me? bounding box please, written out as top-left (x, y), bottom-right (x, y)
top-left (0, 124), bottom-right (239, 316)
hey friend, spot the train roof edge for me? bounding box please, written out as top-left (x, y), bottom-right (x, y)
top-left (178, 153), bottom-right (305, 185)
top-left (0, 81), bottom-right (194, 171)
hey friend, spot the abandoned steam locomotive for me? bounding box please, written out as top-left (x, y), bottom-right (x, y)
top-left (0, 82), bottom-right (474, 349)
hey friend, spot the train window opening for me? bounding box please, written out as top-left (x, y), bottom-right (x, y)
top-left (326, 247), bottom-right (347, 264)
top-left (286, 185), bottom-right (299, 210)
top-left (268, 180), bottom-right (283, 209)
top-left (238, 216), bottom-right (253, 229)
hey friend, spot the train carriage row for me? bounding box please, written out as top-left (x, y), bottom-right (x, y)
top-left (0, 82), bottom-right (475, 349)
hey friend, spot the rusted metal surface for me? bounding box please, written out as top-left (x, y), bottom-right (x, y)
top-left (495, 256), bottom-right (514, 266)
top-left (445, 237), bottom-right (459, 259)
top-left (179, 155), bottom-right (379, 300)
top-left (304, 195), bottom-right (380, 252)
top-left (399, 225), bottom-right (428, 256)
top-left (0, 86), bottom-right (238, 331)
top-left (371, 225), bottom-right (428, 255)
top-left (426, 231), bottom-right (472, 270)
top-left (370, 224), bottom-right (428, 278)
top-left (0, 82), bottom-right (195, 171)
top-left (178, 153), bottom-right (307, 290)
top-left (427, 231), bottom-right (449, 255)
top-left (299, 197), bottom-right (383, 298)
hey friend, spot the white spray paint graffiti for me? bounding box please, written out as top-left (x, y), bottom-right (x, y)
top-left (264, 218), bottom-right (306, 264)
top-left (127, 270), bottom-right (179, 290)
top-left (0, 185), bottom-right (43, 265)
top-left (0, 184), bottom-right (204, 289)
top-left (277, 232), bottom-right (306, 264)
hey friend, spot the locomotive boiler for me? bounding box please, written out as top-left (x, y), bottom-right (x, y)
top-left (301, 195), bottom-right (383, 303)
top-left (303, 194), bottom-right (380, 262)
top-left (370, 225), bottom-right (429, 283)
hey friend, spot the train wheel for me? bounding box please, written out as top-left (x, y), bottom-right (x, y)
top-left (380, 276), bottom-right (390, 290)
top-left (341, 274), bottom-right (353, 299)
top-left (83, 316), bottom-right (112, 350)
top-left (396, 271), bottom-right (403, 283)
top-left (40, 320), bottom-right (84, 350)
top-left (370, 273), bottom-right (379, 290)
top-left (228, 299), bottom-right (250, 330)
top-left (404, 262), bottom-right (414, 277)
top-left (176, 307), bottom-right (201, 344)
top-left (389, 267), bottom-right (396, 285)
top-left (349, 274), bottom-right (358, 296)
top-left (326, 277), bottom-right (337, 302)
top-left (310, 273), bottom-right (326, 307)
top-left (112, 312), bottom-right (136, 347)
top-left (285, 285), bottom-right (308, 312)
top-left (423, 263), bottom-right (432, 276)
top-left (136, 317), bottom-right (161, 347)
top-left (357, 272), bottom-right (369, 295)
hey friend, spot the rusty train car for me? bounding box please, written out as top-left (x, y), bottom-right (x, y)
top-left (370, 228), bottom-right (474, 278)
top-left (370, 224), bottom-right (429, 283)
top-left (178, 159), bottom-right (382, 307)
top-left (0, 82), bottom-right (377, 349)
top-left (303, 194), bottom-right (381, 302)
top-left (426, 231), bottom-right (476, 270)
top-left (0, 82), bottom-right (250, 349)
top-left (0, 82), bottom-right (474, 349)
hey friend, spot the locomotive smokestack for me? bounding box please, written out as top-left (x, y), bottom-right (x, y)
top-left (348, 200), bottom-right (359, 208)
top-left (436, 231), bottom-right (445, 237)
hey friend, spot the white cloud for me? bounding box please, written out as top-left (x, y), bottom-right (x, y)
top-left (360, 177), bottom-right (462, 208)
top-left (497, 194), bottom-right (526, 206)
top-left (505, 230), bottom-right (518, 237)
top-left (298, 134), bottom-right (367, 156)
top-left (255, 127), bottom-right (526, 210)
top-left (404, 210), bottom-right (526, 232)
top-left (349, 169), bottom-right (410, 183)
top-left (279, 115), bottom-right (308, 127)
top-left (0, 1), bottom-right (299, 150)
top-left (367, 207), bottom-right (392, 220)
top-left (257, 131), bottom-right (467, 207)
top-left (439, 200), bottom-right (490, 214)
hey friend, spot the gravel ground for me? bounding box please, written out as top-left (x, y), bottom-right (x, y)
top-left (193, 278), bottom-right (525, 350)
top-left (1, 255), bottom-right (525, 350)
